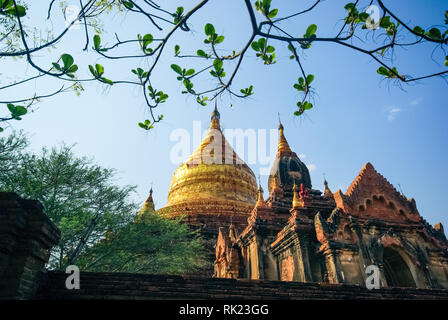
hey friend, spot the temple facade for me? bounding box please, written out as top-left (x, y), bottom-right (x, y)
top-left (147, 106), bottom-right (448, 288)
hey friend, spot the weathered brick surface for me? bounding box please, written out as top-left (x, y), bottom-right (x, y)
top-left (0, 192), bottom-right (60, 299)
top-left (35, 271), bottom-right (448, 300)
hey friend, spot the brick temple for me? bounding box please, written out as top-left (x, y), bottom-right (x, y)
top-left (2, 106), bottom-right (448, 300)
top-left (142, 105), bottom-right (448, 289)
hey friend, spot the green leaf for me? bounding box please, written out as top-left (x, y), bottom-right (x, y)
top-left (143, 34), bottom-right (153, 49)
top-left (266, 45), bottom-right (275, 53)
top-left (185, 69), bottom-right (195, 76)
top-left (88, 65), bottom-right (96, 76)
top-left (305, 24), bottom-right (317, 37)
top-left (101, 77), bottom-right (114, 85)
top-left (413, 26), bottom-right (425, 35)
top-left (213, 59), bottom-right (223, 71)
top-left (306, 74), bottom-right (314, 84)
top-left (52, 63), bottom-right (61, 71)
top-left (15, 105), bottom-right (27, 116)
top-left (4, 4), bottom-right (26, 17)
top-left (344, 3), bottom-right (355, 10)
top-left (358, 12), bottom-right (369, 22)
top-left (95, 64), bottom-right (104, 76)
top-left (61, 54), bottom-right (74, 69)
top-left (67, 65), bottom-right (78, 73)
top-left (93, 35), bottom-right (101, 50)
top-left (174, 45), bottom-right (180, 55)
top-left (0, 127), bottom-right (3, 133)
top-left (377, 66), bottom-right (389, 76)
top-left (251, 41), bottom-right (260, 51)
top-left (171, 64), bottom-right (182, 75)
top-left (380, 16), bottom-right (392, 29)
top-left (122, 1), bottom-right (133, 9)
top-left (215, 35), bottom-right (225, 44)
top-left (7, 103), bottom-right (15, 114)
top-left (303, 102), bottom-right (313, 110)
top-left (267, 8), bottom-right (278, 19)
top-left (197, 49), bottom-right (207, 57)
top-left (426, 28), bottom-right (442, 41)
top-left (204, 23), bottom-right (215, 36)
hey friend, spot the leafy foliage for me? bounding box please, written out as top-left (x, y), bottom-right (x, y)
top-left (0, 138), bottom-right (138, 270)
top-left (0, 0), bottom-right (26, 17)
top-left (52, 54), bottom-right (78, 78)
top-left (76, 212), bottom-right (207, 274)
top-left (1, 1), bottom-right (448, 131)
top-left (251, 38), bottom-right (276, 64)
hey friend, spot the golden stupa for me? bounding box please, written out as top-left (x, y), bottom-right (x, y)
top-left (158, 104), bottom-right (258, 238)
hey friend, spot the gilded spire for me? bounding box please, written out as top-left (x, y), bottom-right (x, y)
top-left (137, 187), bottom-right (155, 218)
top-left (256, 184), bottom-right (265, 207)
top-left (277, 119), bottom-right (292, 155)
top-left (292, 182), bottom-right (301, 208)
top-left (210, 101), bottom-right (221, 130)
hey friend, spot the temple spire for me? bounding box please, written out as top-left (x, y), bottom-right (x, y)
top-left (210, 100), bottom-right (221, 129)
top-left (137, 187), bottom-right (155, 218)
top-left (256, 184), bottom-right (265, 207)
top-left (323, 179), bottom-right (333, 200)
top-left (277, 118), bottom-right (292, 155)
top-left (292, 182), bottom-right (301, 208)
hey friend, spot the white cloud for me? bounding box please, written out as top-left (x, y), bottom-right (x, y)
top-left (387, 107), bottom-right (401, 121)
top-left (410, 97), bottom-right (423, 106)
top-left (307, 164), bottom-right (317, 172)
top-left (298, 153), bottom-right (306, 159)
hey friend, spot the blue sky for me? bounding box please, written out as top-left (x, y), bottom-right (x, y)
top-left (1, 0), bottom-right (447, 229)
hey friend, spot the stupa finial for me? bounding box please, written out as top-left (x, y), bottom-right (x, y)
top-left (210, 100), bottom-right (221, 129)
top-left (277, 117), bottom-right (292, 155)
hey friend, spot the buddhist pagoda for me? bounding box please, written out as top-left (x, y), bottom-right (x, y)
top-left (146, 105), bottom-right (448, 288)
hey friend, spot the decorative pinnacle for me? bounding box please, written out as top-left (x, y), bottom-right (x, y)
top-left (146, 187), bottom-right (154, 205)
top-left (292, 181), bottom-right (301, 208)
top-left (277, 119), bottom-right (292, 154)
top-left (256, 175), bottom-right (265, 206)
top-left (210, 101), bottom-right (221, 129)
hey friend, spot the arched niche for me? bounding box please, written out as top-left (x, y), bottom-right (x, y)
top-left (383, 246), bottom-right (416, 287)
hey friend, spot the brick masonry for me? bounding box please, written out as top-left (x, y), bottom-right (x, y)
top-left (0, 192), bottom-right (60, 299)
top-left (35, 271), bottom-right (448, 300)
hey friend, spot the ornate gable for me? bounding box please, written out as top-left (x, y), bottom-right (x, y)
top-left (333, 163), bottom-right (421, 223)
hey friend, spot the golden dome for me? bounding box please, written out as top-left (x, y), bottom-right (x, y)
top-left (165, 105), bottom-right (257, 212)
